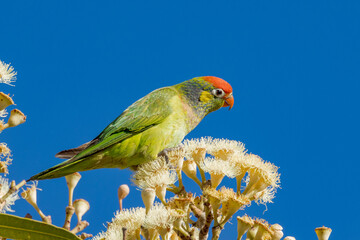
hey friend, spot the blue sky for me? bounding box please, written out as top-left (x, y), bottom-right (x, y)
top-left (1, 0), bottom-right (360, 239)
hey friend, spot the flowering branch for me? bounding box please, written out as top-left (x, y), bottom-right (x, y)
top-left (0, 180), bottom-right (25, 208)
top-left (0, 60), bottom-right (332, 240)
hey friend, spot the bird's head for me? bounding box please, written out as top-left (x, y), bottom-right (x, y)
top-left (176, 76), bottom-right (234, 116)
top-left (201, 76), bottom-right (234, 110)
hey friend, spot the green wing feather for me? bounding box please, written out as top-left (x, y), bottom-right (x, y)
top-left (28, 87), bottom-right (177, 181)
top-left (71, 87), bottom-right (176, 161)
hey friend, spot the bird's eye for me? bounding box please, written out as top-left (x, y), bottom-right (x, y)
top-left (212, 88), bottom-right (225, 98)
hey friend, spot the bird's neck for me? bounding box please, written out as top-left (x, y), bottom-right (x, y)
top-left (173, 79), bottom-right (223, 124)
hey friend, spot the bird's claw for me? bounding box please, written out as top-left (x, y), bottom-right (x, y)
top-left (158, 146), bottom-right (184, 167)
top-left (158, 149), bottom-right (170, 164)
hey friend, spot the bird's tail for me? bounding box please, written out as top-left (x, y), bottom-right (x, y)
top-left (27, 157), bottom-right (89, 181)
top-left (55, 141), bottom-right (93, 159)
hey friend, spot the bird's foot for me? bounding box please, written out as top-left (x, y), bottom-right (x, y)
top-left (158, 149), bottom-right (170, 164)
top-left (158, 146), bottom-right (184, 166)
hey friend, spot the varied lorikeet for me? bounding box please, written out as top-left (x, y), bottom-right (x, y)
top-left (28, 76), bottom-right (234, 181)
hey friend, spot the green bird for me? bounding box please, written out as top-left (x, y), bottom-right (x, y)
top-left (28, 76), bottom-right (234, 181)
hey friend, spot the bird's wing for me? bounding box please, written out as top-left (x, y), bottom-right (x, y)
top-left (65, 87), bottom-right (176, 161)
top-left (55, 141), bottom-right (93, 159)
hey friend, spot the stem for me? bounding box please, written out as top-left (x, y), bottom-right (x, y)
top-left (199, 199), bottom-right (213, 240)
top-left (122, 227), bottom-right (127, 240)
top-left (119, 199), bottom-right (123, 211)
top-left (71, 221), bottom-right (89, 234)
top-left (174, 230), bottom-right (191, 240)
top-left (195, 162), bottom-right (206, 186)
top-left (33, 204), bottom-right (51, 223)
top-left (63, 206), bottom-right (75, 230)
top-left (211, 225), bottom-right (223, 240)
top-left (185, 207), bottom-right (191, 232)
top-left (192, 176), bottom-right (203, 188)
top-left (0, 180), bottom-right (26, 204)
top-left (79, 233), bottom-right (93, 239)
top-left (190, 203), bottom-right (205, 229)
top-left (192, 148), bottom-right (206, 185)
top-left (177, 169), bottom-right (183, 189)
top-left (167, 184), bottom-right (183, 194)
top-left (68, 188), bottom-right (74, 206)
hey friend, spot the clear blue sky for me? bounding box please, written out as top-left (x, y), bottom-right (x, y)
top-left (1, 0), bottom-right (359, 239)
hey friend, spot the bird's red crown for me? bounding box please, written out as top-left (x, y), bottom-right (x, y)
top-left (202, 76), bottom-right (233, 93)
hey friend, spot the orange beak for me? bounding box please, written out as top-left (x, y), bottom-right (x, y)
top-left (223, 93), bottom-right (234, 110)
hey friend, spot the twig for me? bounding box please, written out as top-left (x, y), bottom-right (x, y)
top-left (211, 225), bottom-right (223, 240)
top-left (174, 229), bottom-right (192, 240)
top-left (167, 185), bottom-right (186, 195)
top-left (190, 203), bottom-right (205, 229)
top-left (63, 206), bottom-right (75, 230)
top-left (0, 180), bottom-right (26, 204)
top-left (79, 233), bottom-right (93, 239)
top-left (40, 214), bottom-right (52, 224)
top-left (71, 221), bottom-right (89, 234)
top-left (32, 205), bottom-right (51, 224)
top-left (122, 227), bottom-right (127, 240)
top-left (199, 199), bottom-right (213, 240)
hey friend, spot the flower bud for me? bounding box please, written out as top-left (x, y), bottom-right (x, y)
top-left (73, 199), bottom-right (90, 222)
top-left (118, 184), bottom-right (130, 200)
top-left (315, 226), bottom-right (332, 240)
top-left (271, 224), bottom-right (284, 240)
top-left (0, 92), bottom-right (14, 111)
top-left (6, 109), bottom-right (26, 128)
top-left (155, 185), bottom-right (167, 204)
top-left (118, 184), bottom-right (130, 210)
top-left (65, 172), bottom-right (81, 190)
top-left (65, 172), bottom-right (81, 206)
top-left (141, 188), bottom-right (155, 214)
top-left (182, 160), bottom-right (201, 186)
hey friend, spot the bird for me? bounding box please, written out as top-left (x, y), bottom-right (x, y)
top-left (28, 76), bottom-right (234, 181)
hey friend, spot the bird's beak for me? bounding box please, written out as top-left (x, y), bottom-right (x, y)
top-left (223, 93), bottom-right (234, 110)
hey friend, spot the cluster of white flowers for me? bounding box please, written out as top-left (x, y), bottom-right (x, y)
top-left (0, 176), bottom-right (19, 213)
top-left (93, 137), bottom-right (284, 240)
top-left (0, 60), bottom-right (17, 86)
top-left (109, 207), bottom-right (146, 239)
top-left (183, 137), bottom-right (280, 204)
top-left (0, 60), bottom-right (23, 214)
top-left (0, 143), bottom-right (12, 175)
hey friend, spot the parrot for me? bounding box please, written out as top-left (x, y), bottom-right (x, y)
top-left (28, 76), bottom-right (234, 181)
